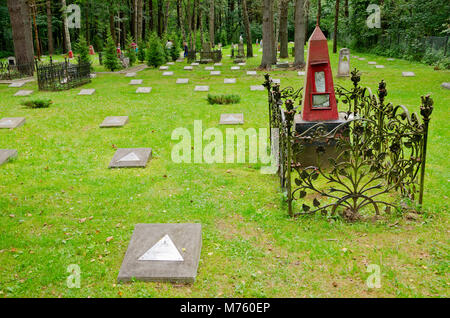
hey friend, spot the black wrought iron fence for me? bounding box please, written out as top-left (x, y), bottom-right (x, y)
top-left (0, 61), bottom-right (34, 80)
top-left (35, 57), bottom-right (91, 91)
top-left (264, 70), bottom-right (433, 219)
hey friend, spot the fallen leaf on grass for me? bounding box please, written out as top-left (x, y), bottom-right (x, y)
top-left (106, 236), bottom-right (114, 243)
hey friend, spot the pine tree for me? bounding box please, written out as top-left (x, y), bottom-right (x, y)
top-left (170, 35), bottom-right (181, 61)
top-left (137, 43), bottom-right (146, 63)
top-left (126, 34), bottom-right (137, 67)
top-left (76, 35), bottom-right (91, 67)
top-left (146, 34), bottom-right (166, 67)
top-left (104, 32), bottom-right (121, 71)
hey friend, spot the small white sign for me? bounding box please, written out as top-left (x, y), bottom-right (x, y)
top-left (138, 235), bottom-right (184, 262)
top-left (118, 152), bottom-right (141, 162)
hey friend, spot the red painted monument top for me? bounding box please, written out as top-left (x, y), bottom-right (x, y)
top-left (301, 25), bottom-right (339, 122)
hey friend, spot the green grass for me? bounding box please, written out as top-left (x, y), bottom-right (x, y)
top-left (0, 44), bottom-right (448, 298)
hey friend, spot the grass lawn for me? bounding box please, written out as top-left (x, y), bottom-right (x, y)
top-left (0, 44), bottom-right (448, 298)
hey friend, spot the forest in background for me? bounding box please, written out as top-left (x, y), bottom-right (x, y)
top-left (1, 0), bottom-right (449, 68)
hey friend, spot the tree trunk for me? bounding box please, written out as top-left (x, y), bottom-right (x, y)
top-left (31, 0), bottom-right (41, 59)
top-left (148, 0), bottom-right (154, 34)
top-left (61, 0), bottom-right (71, 52)
top-left (304, 0), bottom-right (309, 41)
top-left (273, 0), bottom-right (279, 64)
top-left (177, 0), bottom-right (186, 42)
top-left (294, 0), bottom-right (306, 68)
top-left (109, 11), bottom-right (116, 44)
top-left (209, 0), bottom-right (214, 45)
top-left (333, 0), bottom-right (340, 53)
top-left (137, 0), bottom-right (144, 41)
top-left (163, 0), bottom-right (170, 34)
top-left (242, 0), bottom-right (253, 57)
top-left (344, 0), bottom-right (349, 18)
top-left (46, 0), bottom-right (54, 55)
top-left (7, 0), bottom-right (34, 67)
top-left (157, 0), bottom-right (163, 36)
top-left (260, 0), bottom-right (274, 69)
top-left (279, 0), bottom-right (289, 58)
top-left (317, 0), bottom-right (321, 25)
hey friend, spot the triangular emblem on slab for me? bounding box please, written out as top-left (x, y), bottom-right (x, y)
top-left (108, 118), bottom-right (122, 124)
top-left (118, 152), bottom-right (140, 162)
top-left (224, 115), bottom-right (237, 122)
top-left (1, 120), bottom-right (13, 125)
top-left (138, 234), bottom-right (184, 261)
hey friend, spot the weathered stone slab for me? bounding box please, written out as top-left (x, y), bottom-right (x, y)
top-left (224, 78), bottom-right (236, 84)
top-left (0, 149), bottom-right (17, 166)
top-left (387, 58), bottom-right (395, 61)
top-left (220, 113), bottom-right (244, 125)
top-left (368, 61), bottom-right (377, 65)
top-left (272, 79), bottom-right (281, 84)
top-left (14, 90), bottom-right (33, 96)
top-left (0, 117), bottom-right (26, 129)
top-left (298, 71), bottom-right (306, 76)
top-left (9, 82), bottom-right (26, 88)
top-left (117, 223), bottom-right (202, 283)
top-left (167, 62), bottom-right (175, 65)
top-left (162, 71), bottom-right (174, 76)
top-left (205, 66), bottom-right (214, 71)
top-left (125, 72), bottom-right (137, 77)
top-left (238, 62), bottom-right (246, 66)
top-left (176, 59), bottom-right (184, 63)
top-left (231, 66), bottom-right (240, 70)
top-left (250, 85), bottom-right (264, 91)
top-left (78, 89), bottom-right (95, 95)
top-left (210, 71), bottom-right (221, 75)
top-left (194, 86), bottom-right (209, 92)
top-left (136, 87), bottom-right (152, 93)
top-left (214, 63), bottom-right (222, 66)
top-left (191, 63), bottom-right (199, 66)
top-left (90, 73), bottom-right (97, 79)
top-left (160, 66), bottom-right (169, 70)
top-left (441, 82), bottom-right (450, 89)
top-left (402, 72), bottom-right (415, 77)
top-left (184, 66), bottom-right (193, 70)
top-left (100, 116), bottom-right (129, 128)
top-left (375, 65), bottom-right (385, 69)
top-left (247, 71), bottom-right (257, 75)
top-left (109, 148), bottom-right (152, 168)
top-left (129, 79), bottom-right (143, 85)
top-left (176, 78), bottom-right (189, 84)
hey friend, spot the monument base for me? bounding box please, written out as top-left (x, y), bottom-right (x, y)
top-left (294, 113), bottom-right (351, 168)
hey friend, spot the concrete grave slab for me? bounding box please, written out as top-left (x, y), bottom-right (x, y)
top-left (247, 71), bottom-right (257, 75)
top-left (176, 78), bottom-right (189, 84)
top-left (250, 85), bottom-right (265, 91)
top-left (387, 58), bottom-right (395, 61)
top-left (78, 89), bottom-right (95, 95)
top-left (205, 66), bottom-right (214, 71)
top-left (162, 71), bottom-right (174, 76)
top-left (0, 149), bottom-right (17, 166)
top-left (358, 58), bottom-right (366, 61)
top-left (191, 63), bottom-right (199, 66)
top-left (160, 66), bottom-right (169, 70)
top-left (231, 66), bottom-right (240, 70)
top-left (0, 117), bottom-right (26, 129)
top-left (441, 82), bottom-right (450, 90)
top-left (298, 71), bottom-right (306, 76)
top-left (220, 113), bottom-right (244, 125)
top-left (368, 61), bottom-right (377, 65)
top-left (136, 87), bottom-right (152, 93)
top-left (9, 82), bottom-right (26, 88)
top-left (167, 62), bottom-right (175, 65)
top-left (402, 72), bottom-right (415, 77)
top-left (194, 86), bottom-right (209, 92)
top-left (90, 73), bottom-right (97, 79)
top-left (117, 223), bottom-right (202, 283)
top-left (214, 63), bottom-right (222, 66)
top-left (238, 63), bottom-right (246, 66)
top-left (224, 78), bottom-right (236, 84)
top-left (210, 71), bottom-right (221, 75)
top-left (14, 90), bottom-right (33, 96)
top-left (184, 66), bottom-right (193, 70)
top-left (125, 72), bottom-right (137, 77)
top-left (109, 148), bottom-right (152, 168)
top-left (100, 116), bottom-right (129, 128)
top-left (272, 79), bottom-right (281, 84)
top-left (375, 65), bottom-right (385, 69)
top-left (129, 79), bottom-right (143, 85)
top-left (176, 59), bottom-right (184, 63)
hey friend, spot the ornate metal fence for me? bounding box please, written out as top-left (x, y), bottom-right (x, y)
top-left (35, 57), bottom-right (91, 91)
top-left (0, 61), bottom-right (34, 80)
top-left (264, 70), bottom-right (433, 219)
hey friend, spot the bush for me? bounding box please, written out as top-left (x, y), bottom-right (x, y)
top-left (104, 32), bottom-right (121, 71)
top-left (126, 34), bottom-right (137, 67)
top-left (207, 94), bottom-right (241, 105)
top-left (146, 34), bottom-right (166, 68)
top-left (169, 35), bottom-right (181, 61)
top-left (22, 99), bottom-right (52, 109)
